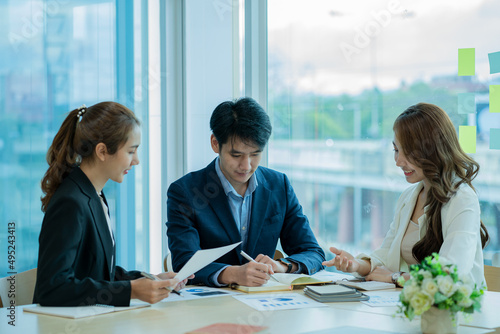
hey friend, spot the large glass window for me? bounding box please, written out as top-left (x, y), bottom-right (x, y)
top-left (267, 0), bottom-right (500, 262)
top-left (0, 0), bottom-right (150, 277)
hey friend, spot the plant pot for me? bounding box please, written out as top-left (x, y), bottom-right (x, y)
top-left (421, 307), bottom-right (457, 334)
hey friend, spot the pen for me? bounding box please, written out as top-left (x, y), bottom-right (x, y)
top-left (240, 251), bottom-right (280, 283)
top-left (140, 272), bottom-right (182, 296)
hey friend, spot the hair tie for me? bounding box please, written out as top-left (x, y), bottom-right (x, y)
top-left (76, 104), bottom-right (87, 122)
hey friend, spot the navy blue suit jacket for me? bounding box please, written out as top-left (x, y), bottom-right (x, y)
top-left (34, 168), bottom-right (141, 306)
top-left (166, 159), bottom-right (325, 286)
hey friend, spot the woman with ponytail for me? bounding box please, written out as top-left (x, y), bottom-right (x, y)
top-left (34, 102), bottom-right (190, 306)
top-left (323, 103), bottom-right (489, 288)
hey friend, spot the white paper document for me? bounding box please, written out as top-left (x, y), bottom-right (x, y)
top-left (23, 300), bottom-right (149, 319)
top-left (174, 241), bottom-right (241, 281)
top-left (233, 293), bottom-right (327, 311)
top-left (360, 291), bottom-right (402, 307)
top-left (161, 287), bottom-right (242, 303)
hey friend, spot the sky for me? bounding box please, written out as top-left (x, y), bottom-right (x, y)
top-left (268, 0), bottom-right (500, 95)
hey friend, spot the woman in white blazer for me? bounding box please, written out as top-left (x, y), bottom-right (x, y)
top-left (323, 103), bottom-right (489, 288)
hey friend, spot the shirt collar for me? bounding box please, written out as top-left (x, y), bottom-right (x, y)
top-left (215, 156), bottom-right (258, 198)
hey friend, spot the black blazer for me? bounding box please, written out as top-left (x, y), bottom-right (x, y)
top-left (33, 168), bottom-right (141, 306)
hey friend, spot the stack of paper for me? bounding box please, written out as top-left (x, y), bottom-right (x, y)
top-left (304, 285), bottom-right (369, 302)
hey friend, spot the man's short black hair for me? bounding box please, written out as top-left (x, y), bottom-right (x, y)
top-left (210, 97), bottom-right (272, 150)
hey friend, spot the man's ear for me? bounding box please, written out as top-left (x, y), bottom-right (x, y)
top-left (95, 143), bottom-right (108, 162)
top-left (210, 134), bottom-right (220, 154)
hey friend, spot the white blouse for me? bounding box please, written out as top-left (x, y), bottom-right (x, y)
top-left (400, 220), bottom-right (419, 266)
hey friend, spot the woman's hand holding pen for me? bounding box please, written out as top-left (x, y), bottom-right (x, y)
top-left (322, 246), bottom-right (371, 276)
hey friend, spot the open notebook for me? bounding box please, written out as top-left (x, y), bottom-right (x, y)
top-left (311, 270), bottom-right (396, 291)
top-left (232, 273), bottom-right (332, 293)
top-left (23, 301), bottom-right (149, 319)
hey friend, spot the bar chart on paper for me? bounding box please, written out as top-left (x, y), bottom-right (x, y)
top-left (233, 293), bottom-right (327, 311)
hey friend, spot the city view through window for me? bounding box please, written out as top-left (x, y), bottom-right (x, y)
top-left (267, 0), bottom-right (500, 262)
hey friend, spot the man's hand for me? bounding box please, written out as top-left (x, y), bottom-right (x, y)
top-left (254, 254), bottom-right (297, 273)
top-left (218, 261), bottom-right (273, 286)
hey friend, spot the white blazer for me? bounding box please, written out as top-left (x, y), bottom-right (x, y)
top-left (358, 181), bottom-right (485, 288)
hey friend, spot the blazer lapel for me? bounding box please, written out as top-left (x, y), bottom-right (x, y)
top-left (245, 169), bottom-right (271, 257)
top-left (98, 192), bottom-right (115, 275)
top-left (71, 168), bottom-right (114, 279)
top-left (88, 197), bottom-right (114, 278)
top-left (205, 162), bottom-right (242, 249)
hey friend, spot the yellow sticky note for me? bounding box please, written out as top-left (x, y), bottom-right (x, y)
top-left (490, 85), bottom-right (500, 113)
top-left (459, 126), bottom-right (476, 154)
top-left (458, 48), bottom-right (475, 76)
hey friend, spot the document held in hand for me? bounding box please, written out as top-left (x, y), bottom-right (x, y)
top-left (174, 241), bottom-right (242, 281)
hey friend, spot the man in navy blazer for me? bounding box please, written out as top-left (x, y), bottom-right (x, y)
top-left (166, 97), bottom-right (325, 287)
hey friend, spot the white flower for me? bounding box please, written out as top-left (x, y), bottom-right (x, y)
top-left (457, 297), bottom-right (473, 308)
top-left (421, 278), bottom-right (438, 299)
top-left (401, 280), bottom-right (420, 302)
top-left (418, 269), bottom-right (432, 280)
top-left (457, 282), bottom-right (472, 299)
top-left (437, 275), bottom-right (458, 297)
top-left (410, 292), bottom-right (433, 315)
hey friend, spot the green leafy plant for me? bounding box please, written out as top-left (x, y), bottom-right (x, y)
top-left (398, 253), bottom-right (484, 321)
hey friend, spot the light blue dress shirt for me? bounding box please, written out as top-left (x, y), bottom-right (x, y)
top-left (210, 157), bottom-right (302, 286)
top-left (215, 156), bottom-right (257, 249)
top-left (211, 157), bottom-right (257, 286)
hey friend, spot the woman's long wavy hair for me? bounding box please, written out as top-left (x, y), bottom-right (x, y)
top-left (393, 103), bottom-right (489, 262)
top-left (41, 102), bottom-right (140, 212)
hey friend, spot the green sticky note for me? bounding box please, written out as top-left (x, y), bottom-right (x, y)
top-left (458, 93), bottom-right (475, 114)
top-left (488, 51), bottom-right (500, 74)
top-left (490, 85), bottom-right (500, 113)
top-left (459, 126), bottom-right (476, 154)
top-left (458, 48), bottom-right (475, 76)
top-left (490, 128), bottom-right (500, 150)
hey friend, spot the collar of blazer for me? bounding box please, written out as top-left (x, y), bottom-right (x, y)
top-left (68, 168), bottom-right (115, 277)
